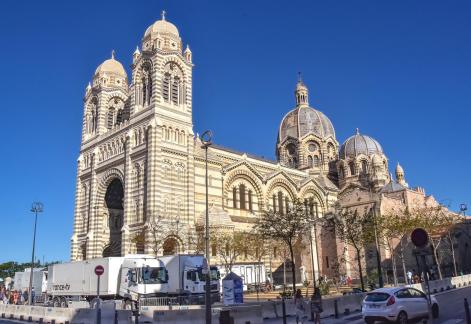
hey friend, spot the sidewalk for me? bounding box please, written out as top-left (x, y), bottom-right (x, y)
top-left (263, 311), bottom-right (363, 324)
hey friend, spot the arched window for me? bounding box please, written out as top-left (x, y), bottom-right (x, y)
top-left (142, 63), bottom-right (152, 106)
top-left (285, 196), bottom-right (289, 214)
top-left (278, 192), bottom-right (284, 215)
top-left (232, 187), bottom-right (237, 208)
top-left (239, 183), bottom-right (246, 210)
top-left (162, 73), bottom-right (170, 102)
top-left (307, 156), bottom-right (313, 168)
top-left (361, 160), bottom-right (368, 174)
top-left (313, 155), bottom-right (320, 167)
top-left (349, 162), bottom-right (355, 175)
top-left (248, 190), bottom-right (253, 212)
top-left (272, 194), bottom-right (277, 212)
top-left (116, 109), bottom-right (124, 125)
top-left (107, 108), bottom-right (115, 130)
top-left (172, 77), bottom-right (180, 105)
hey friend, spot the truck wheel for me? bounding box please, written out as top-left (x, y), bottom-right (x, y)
top-left (60, 297), bottom-right (68, 308)
top-left (53, 297), bottom-right (60, 308)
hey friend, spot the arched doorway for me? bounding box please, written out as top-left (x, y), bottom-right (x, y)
top-left (162, 237), bottom-right (180, 255)
top-left (103, 178), bottom-right (124, 257)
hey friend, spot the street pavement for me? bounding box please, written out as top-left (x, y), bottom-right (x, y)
top-left (263, 285), bottom-right (471, 323)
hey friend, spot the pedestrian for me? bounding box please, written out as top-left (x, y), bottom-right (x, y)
top-left (13, 290), bottom-right (19, 305)
top-left (294, 288), bottom-right (306, 324)
top-left (22, 289), bottom-right (28, 305)
top-left (406, 270), bottom-right (412, 284)
top-left (31, 287), bottom-right (36, 305)
top-left (310, 287), bottom-right (323, 324)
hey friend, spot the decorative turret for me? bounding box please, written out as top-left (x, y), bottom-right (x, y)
top-left (295, 73), bottom-right (309, 107)
top-left (184, 44), bottom-right (192, 63)
top-left (133, 46), bottom-right (141, 63)
top-left (396, 162), bottom-right (409, 188)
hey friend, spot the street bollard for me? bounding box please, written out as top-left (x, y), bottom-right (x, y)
top-left (465, 298), bottom-right (471, 324)
top-left (334, 299), bottom-right (339, 319)
top-left (282, 297), bottom-right (287, 324)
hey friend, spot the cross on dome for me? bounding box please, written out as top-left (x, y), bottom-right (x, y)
top-left (111, 49), bottom-right (115, 59)
top-left (161, 10), bottom-right (166, 21)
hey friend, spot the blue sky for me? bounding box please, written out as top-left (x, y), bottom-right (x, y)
top-left (0, 0), bottom-right (470, 263)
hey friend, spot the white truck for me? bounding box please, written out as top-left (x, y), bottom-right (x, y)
top-left (13, 268), bottom-right (48, 298)
top-left (159, 254), bottom-right (221, 304)
top-left (46, 255), bottom-right (168, 308)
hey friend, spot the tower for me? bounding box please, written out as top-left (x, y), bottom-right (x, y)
top-left (72, 12), bottom-right (195, 260)
top-left (396, 162), bottom-right (408, 187)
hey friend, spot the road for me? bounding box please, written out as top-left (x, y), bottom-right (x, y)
top-left (264, 286), bottom-right (471, 323)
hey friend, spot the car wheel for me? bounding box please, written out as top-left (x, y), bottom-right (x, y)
top-left (397, 311), bottom-right (408, 324)
top-left (52, 297), bottom-right (60, 308)
top-left (59, 297), bottom-right (68, 308)
top-left (432, 304), bottom-right (439, 318)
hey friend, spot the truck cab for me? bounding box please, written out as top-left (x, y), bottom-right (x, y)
top-left (119, 256), bottom-right (169, 303)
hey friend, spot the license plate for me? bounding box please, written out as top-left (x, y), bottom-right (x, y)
top-left (369, 304), bottom-right (380, 309)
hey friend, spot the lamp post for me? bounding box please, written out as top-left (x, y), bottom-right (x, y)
top-left (460, 203), bottom-right (468, 217)
top-left (28, 202), bottom-right (43, 305)
top-left (201, 130), bottom-right (212, 324)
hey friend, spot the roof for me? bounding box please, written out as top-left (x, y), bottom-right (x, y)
top-left (380, 181), bottom-right (407, 193)
top-left (340, 129), bottom-right (383, 159)
top-left (279, 106), bottom-right (336, 143)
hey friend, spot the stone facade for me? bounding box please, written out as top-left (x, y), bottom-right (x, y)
top-left (71, 13), bottom-right (460, 284)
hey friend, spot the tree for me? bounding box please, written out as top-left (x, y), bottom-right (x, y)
top-left (210, 230), bottom-right (249, 274)
top-left (254, 198), bottom-right (311, 293)
top-left (246, 233), bottom-right (271, 299)
top-left (324, 209), bottom-right (375, 291)
top-left (410, 205), bottom-right (460, 279)
top-left (376, 210), bottom-right (415, 285)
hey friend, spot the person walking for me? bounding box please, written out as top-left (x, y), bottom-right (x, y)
top-left (406, 270), bottom-right (413, 284)
top-left (310, 287), bottom-right (323, 324)
top-left (294, 288), bottom-right (306, 324)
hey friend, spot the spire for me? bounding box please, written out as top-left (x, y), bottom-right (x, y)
top-left (395, 162), bottom-right (408, 187)
top-left (133, 46), bottom-right (140, 55)
top-left (111, 49), bottom-right (115, 60)
top-left (86, 82), bottom-right (91, 92)
top-left (161, 10), bottom-right (166, 21)
top-left (356, 128), bottom-right (360, 135)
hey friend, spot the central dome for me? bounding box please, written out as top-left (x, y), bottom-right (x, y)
top-left (279, 106), bottom-right (335, 143)
top-left (144, 19), bottom-right (179, 38)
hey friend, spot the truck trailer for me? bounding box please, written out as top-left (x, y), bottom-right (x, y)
top-left (13, 268), bottom-right (48, 296)
top-left (46, 255), bottom-right (168, 308)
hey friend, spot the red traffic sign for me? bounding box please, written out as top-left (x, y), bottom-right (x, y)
top-left (94, 265), bottom-right (105, 276)
top-left (411, 228), bottom-right (429, 248)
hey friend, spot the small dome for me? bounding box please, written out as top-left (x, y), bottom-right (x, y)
top-left (144, 12), bottom-right (179, 39)
top-left (396, 162), bottom-right (404, 175)
top-left (279, 107), bottom-right (335, 142)
top-left (340, 129), bottom-right (383, 159)
top-left (94, 52), bottom-right (127, 78)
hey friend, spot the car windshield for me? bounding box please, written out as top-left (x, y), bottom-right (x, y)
top-left (365, 292), bottom-right (390, 302)
top-left (141, 267), bottom-right (167, 284)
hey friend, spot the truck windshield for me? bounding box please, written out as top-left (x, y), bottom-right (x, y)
top-left (141, 267), bottom-right (167, 284)
top-left (198, 268), bottom-right (220, 281)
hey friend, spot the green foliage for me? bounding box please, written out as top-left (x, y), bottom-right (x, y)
top-left (318, 280), bottom-right (330, 295)
top-left (0, 261), bottom-right (61, 279)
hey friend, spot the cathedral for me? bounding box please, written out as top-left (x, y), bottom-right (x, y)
top-left (71, 13), bottom-right (463, 284)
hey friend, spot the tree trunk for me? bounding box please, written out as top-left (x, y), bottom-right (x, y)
top-left (289, 242), bottom-right (297, 293)
top-left (431, 241), bottom-right (443, 279)
top-left (355, 247), bottom-right (365, 291)
top-left (400, 238), bottom-right (407, 284)
top-left (388, 240), bottom-right (398, 286)
top-left (448, 234), bottom-right (458, 276)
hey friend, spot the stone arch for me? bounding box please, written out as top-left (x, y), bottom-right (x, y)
top-left (266, 178), bottom-right (297, 212)
top-left (162, 235), bottom-right (184, 255)
top-left (223, 168), bottom-right (263, 210)
top-left (299, 186), bottom-right (326, 210)
top-left (101, 177), bottom-right (124, 257)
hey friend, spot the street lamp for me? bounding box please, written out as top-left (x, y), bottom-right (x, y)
top-left (29, 202), bottom-right (43, 305)
top-left (200, 130), bottom-right (212, 324)
top-left (460, 203), bottom-right (468, 216)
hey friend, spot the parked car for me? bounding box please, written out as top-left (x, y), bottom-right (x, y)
top-left (362, 287), bottom-right (439, 324)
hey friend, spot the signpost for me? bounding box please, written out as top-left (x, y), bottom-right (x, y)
top-left (410, 228), bottom-right (433, 323)
top-left (94, 265), bottom-right (104, 324)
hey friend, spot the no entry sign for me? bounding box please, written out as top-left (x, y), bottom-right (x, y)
top-left (94, 265), bottom-right (105, 276)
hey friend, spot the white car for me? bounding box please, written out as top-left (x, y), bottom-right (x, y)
top-left (362, 287), bottom-right (439, 323)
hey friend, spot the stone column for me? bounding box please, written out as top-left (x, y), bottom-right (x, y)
top-left (87, 148), bottom-right (99, 258)
top-left (70, 155), bottom-right (83, 261)
top-left (122, 134), bottom-right (133, 256)
top-left (145, 123), bottom-right (156, 255)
